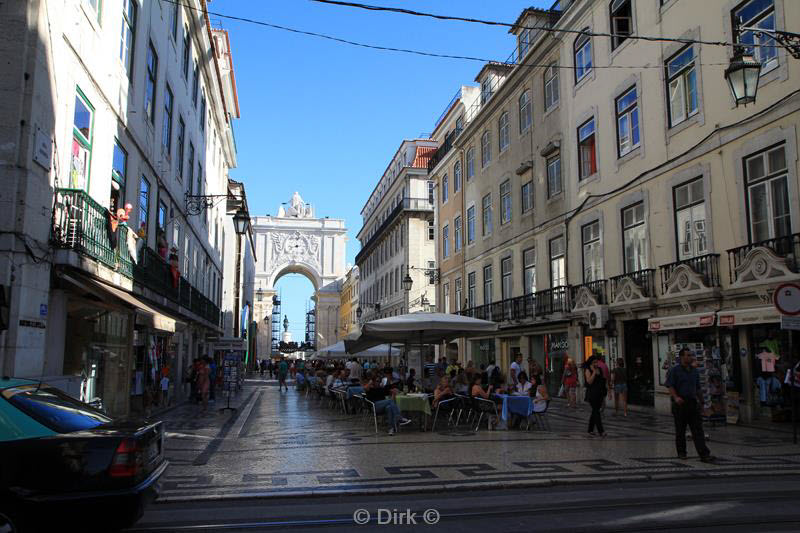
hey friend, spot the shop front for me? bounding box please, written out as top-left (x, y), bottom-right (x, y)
top-left (470, 338), bottom-right (495, 369)
top-left (622, 319), bottom-right (654, 407)
top-left (529, 331), bottom-right (569, 396)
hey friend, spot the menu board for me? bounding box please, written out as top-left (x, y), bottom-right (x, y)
top-left (670, 343), bottom-right (726, 424)
top-left (223, 352), bottom-right (239, 396)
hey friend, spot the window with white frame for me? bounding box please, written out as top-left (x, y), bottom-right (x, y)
top-left (549, 236), bottom-right (566, 287)
top-left (483, 265), bottom-right (493, 304)
top-left (615, 86), bottom-right (640, 157)
top-left (444, 282), bottom-right (450, 313)
top-left (454, 161), bottom-right (462, 192)
top-left (519, 90), bottom-right (532, 133)
top-left (443, 224), bottom-right (450, 258)
top-left (500, 180), bottom-right (512, 224)
top-left (177, 117), bottom-right (185, 181)
top-left (482, 193), bottom-right (493, 236)
top-left (71, 90), bottom-right (94, 190)
top-left (745, 144), bottom-right (790, 243)
top-left (481, 131), bottom-right (491, 167)
top-left (162, 84), bottom-right (173, 153)
top-left (481, 77), bottom-right (492, 104)
top-left (578, 118), bottom-right (597, 179)
top-left (610, 0), bottom-right (633, 50)
top-left (467, 272), bottom-right (476, 308)
top-left (501, 257), bottom-right (512, 300)
top-left (466, 147), bottom-right (475, 180)
top-left (467, 205), bottom-right (475, 244)
top-left (521, 181), bottom-right (533, 213)
top-left (192, 59), bottom-right (199, 106)
top-left (666, 46), bottom-right (698, 127)
top-left (428, 219), bottom-right (435, 240)
top-left (441, 175), bottom-right (448, 204)
top-left (622, 202), bottom-right (648, 272)
top-left (544, 63), bottom-right (559, 110)
top-left (499, 112), bottom-right (510, 151)
top-left (138, 176), bottom-right (149, 239)
top-left (674, 178), bottom-right (707, 260)
top-left (145, 42), bottom-right (157, 124)
top-left (454, 216), bottom-right (462, 252)
top-left (428, 180), bottom-right (434, 203)
top-left (733, 0), bottom-right (778, 71)
top-left (523, 247), bottom-right (536, 294)
top-left (182, 26), bottom-right (190, 80)
top-left (582, 221), bottom-right (603, 282)
top-left (455, 277), bottom-right (463, 310)
top-left (120, 0), bottom-right (136, 78)
top-left (547, 154), bottom-right (562, 198)
top-left (187, 142), bottom-right (195, 195)
top-left (519, 28), bottom-right (531, 58)
top-left (111, 141), bottom-right (127, 210)
top-left (574, 31), bottom-right (592, 83)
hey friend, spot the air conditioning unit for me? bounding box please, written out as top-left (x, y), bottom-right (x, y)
top-left (586, 306), bottom-right (609, 329)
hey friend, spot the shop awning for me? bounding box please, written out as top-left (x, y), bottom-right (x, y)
top-left (61, 272), bottom-right (180, 333)
top-left (717, 306), bottom-right (781, 326)
top-left (648, 312), bottom-right (716, 332)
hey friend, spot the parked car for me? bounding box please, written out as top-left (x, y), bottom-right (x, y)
top-left (0, 377), bottom-right (167, 532)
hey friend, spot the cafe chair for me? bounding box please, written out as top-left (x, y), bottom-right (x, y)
top-left (432, 396), bottom-right (459, 431)
top-left (472, 397), bottom-right (500, 432)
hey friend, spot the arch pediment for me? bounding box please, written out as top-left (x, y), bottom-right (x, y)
top-left (732, 246), bottom-right (799, 288)
top-left (572, 286), bottom-right (599, 312)
top-left (611, 276), bottom-right (647, 305)
top-left (662, 264), bottom-right (710, 297)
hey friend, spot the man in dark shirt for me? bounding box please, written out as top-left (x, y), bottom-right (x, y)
top-left (364, 374), bottom-right (411, 435)
top-left (665, 348), bottom-right (714, 462)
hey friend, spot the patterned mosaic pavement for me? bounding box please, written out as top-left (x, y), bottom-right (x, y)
top-left (154, 378), bottom-right (800, 501)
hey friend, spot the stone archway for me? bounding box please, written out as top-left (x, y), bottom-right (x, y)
top-left (251, 193), bottom-right (347, 357)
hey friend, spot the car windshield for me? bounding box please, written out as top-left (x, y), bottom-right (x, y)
top-left (2, 385), bottom-right (112, 433)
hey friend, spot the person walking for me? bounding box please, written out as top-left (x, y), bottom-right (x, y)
top-left (562, 357), bottom-right (579, 408)
top-left (278, 357), bottom-right (289, 392)
top-left (209, 358), bottom-right (217, 402)
top-left (665, 348), bottom-right (715, 462)
top-left (612, 358), bottom-right (628, 416)
top-left (160, 374), bottom-right (170, 408)
top-left (196, 357), bottom-right (210, 413)
top-left (584, 355), bottom-right (607, 437)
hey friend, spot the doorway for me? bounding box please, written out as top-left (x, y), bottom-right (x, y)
top-left (623, 320), bottom-right (654, 406)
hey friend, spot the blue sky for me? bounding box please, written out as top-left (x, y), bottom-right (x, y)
top-left (213, 0), bottom-right (550, 333)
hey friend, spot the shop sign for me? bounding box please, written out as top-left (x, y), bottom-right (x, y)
top-left (781, 315), bottom-right (800, 331)
top-left (774, 282), bottom-right (800, 316)
top-left (648, 313), bottom-right (715, 332)
top-left (583, 336), bottom-right (593, 358)
top-left (213, 338), bottom-right (246, 351)
top-left (718, 307), bottom-right (781, 326)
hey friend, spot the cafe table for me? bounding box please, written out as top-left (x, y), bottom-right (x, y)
top-left (395, 393), bottom-right (432, 430)
top-left (495, 393), bottom-right (535, 423)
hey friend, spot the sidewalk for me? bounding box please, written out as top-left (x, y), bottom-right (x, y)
top-left (152, 381), bottom-right (800, 502)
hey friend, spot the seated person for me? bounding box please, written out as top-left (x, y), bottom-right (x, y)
top-left (405, 368), bottom-right (418, 392)
top-left (515, 372), bottom-right (532, 395)
top-left (469, 374), bottom-right (494, 399)
top-left (295, 371), bottom-right (306, 390)
top-left (454, 368), bottom-right (469, 395)
top-left (432, 376), bottom-right (454, 409)
top-left (531, 375), bottom-right (550, 413)
top-left (363, 373), bottom-right (411, 435)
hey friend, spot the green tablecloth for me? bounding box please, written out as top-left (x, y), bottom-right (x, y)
top-left (395, 394), bottom-right (431, 416)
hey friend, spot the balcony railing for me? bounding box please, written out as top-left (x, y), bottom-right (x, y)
top-left (427, 126), bottom-right (462, 173)
top-left (569, 280), bottom-right (608, 305)
top-left (610, 269), bottom-right (656, 301)
top-left (355, 198), bottom-right (434, 265)
top-left (659, 253), bottom-right (721, 293)
top-left (535, 286), bottom-right (570, 315)
top-left (460, 293), bottom-right (537, 323)
top-left (133, 247), bottom-right (179, 302)
top-left (52, 188), bottom-right (133, 278)
top-left (727, 233), bottom-right (800, 283)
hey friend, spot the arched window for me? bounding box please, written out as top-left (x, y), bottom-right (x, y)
top-left (466, 147), bottom-right (475, 180)
top-left (454, 161), bottom-right (462, 192)
top-left (519, 91), bottom-right (532, 133)
top-left (574, 30), bottom-right (592, 82)
top-left (498, 113), bottom-right (510, 151)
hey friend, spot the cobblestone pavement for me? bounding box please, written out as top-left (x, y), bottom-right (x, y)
top-left (154, 378), bottom-right (800, 501)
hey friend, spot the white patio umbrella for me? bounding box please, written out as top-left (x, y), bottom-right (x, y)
top-left (314, 340), bottom-right (400, 360)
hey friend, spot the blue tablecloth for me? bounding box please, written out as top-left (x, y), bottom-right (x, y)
top-left (496, 394), bottom-right (534, 421)
top-left (346, 386), bottom-right (365, 399)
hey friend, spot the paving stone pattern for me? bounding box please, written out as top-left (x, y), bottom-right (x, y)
top-left (154, 378), bottom-right (800, 501)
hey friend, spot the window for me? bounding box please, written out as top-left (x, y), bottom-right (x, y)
top-left (162, 84), bottom-right (173, 153)
top-left (157, 200), bottom-right (167, 233)
top-left (519, 28), bottom-right (531, 58)
top-left (615, 87), bottom-right (639, 157)
top-left (547, 154), bottom-right (562, 197)
top-left (481, 131), bottom-right (491, 167)
top-left (455, 278), bottom-right (463, 310)
top-left (85, 0), bottom-right (102, 20)
top-left (483, 265), bottom-right (493, 304)
top-left (666, 46), bottom-right (698, 127)
top-left (428, 180), bottom-right (434, 203)
top-left (454, 161), bottom-right (462, 192)
top-left (197, 162), bottom-right (203, 199)
top-left (120, 0), bottom-right (136, 78)
top-left (111, 141), bottom-right (127, 211)
top-left (443, 224), bottom-right (450, 258)
top-left (177, 117), bottom-right (185, 180)
top-left (444, 283), bottom-right (451, 313)
top-left (519, 91), bottom-right (532, 133)
top-left (467, 272), bottom-right (476, 308)
top-left (428, 219), bottom-right (435, 240)
top-left (745, 144), bottom-right (790, 242)
top-left (145, 42), bottom-right (157, 124)
top-left (733, 0), bottom-right (777, 70)
top-left (466, 206), bottom-right (476, 244)
top-left (481, 77), bottom-right (492, 104)
top-left (192, 60), bottom-right (199, 106)
top-left (169, 2), bottom-right (179, 41)
top-left (622, 202), bottom-right (648, 272)
top-left (550, 236), bottom-right (566, 287)
top-left (187, 142), bottom-right (195, 195)
top-left (199, 90), bottom-right (206, 131)
top-left (482, 193), bottom-right (493, 236)
top-left (582, 221), bottom-right (603, 282)
top-left (454, 216), bottom-right (462, 252)
top-left (182, 26), bottom-right (190, 79)
top-left (499, 112), bottom-right (510, 152)
top-left (3, 386), bottom-right (111, 434)
top-left (466, 147), bottom-right (475, 180)
top-left (428, 261), bottom-right (436, 285)
top-left (521, 181), bottom-right (533, 213)
top-left (501, 258), bottom-right (512, 300)
top-left (523, 248), bottom-right (536, 294)
top-left (71, 90), bottom-right (94, 190)
top-left (674, 178), bottom-right (707, 260)
top-left (500, 180), bottom-right (512, 224)
top-left (544, 64), bottom-right (559, 109)
top-left (610, 0), bottom-right (633, 50)
top-left (578, 118), bottom-right (597, 179)
top-left (138, 176), bottom-right (150, 237)
top-left (441, 175), bottom-right (448, 203)
top-left (574, 31), bottom-right (593, 82)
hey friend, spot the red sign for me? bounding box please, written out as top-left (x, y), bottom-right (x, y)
top-left (774, 283), bottom-right (800, 316)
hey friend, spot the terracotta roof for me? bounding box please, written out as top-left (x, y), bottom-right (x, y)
top-left (412, 146), bottom-right (437, 169)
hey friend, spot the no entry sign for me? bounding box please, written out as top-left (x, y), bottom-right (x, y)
top-left (774, 282), bottom-right (800, 316)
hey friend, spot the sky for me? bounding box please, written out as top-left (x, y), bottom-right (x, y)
top-left (213, 0), bottom-right (551, 333)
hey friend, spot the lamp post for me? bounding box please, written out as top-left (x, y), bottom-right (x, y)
top-left (403, 269), bottom-right (413, 313)
top-left (232, 208), bottom-right (250, 339)
top-left (724, 49), bottom-right (762, 107)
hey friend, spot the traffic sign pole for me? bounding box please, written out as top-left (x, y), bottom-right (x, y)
top-left (774, 283), bottom-right (800, 444)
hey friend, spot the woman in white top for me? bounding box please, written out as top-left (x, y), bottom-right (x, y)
top-left (531, 375), bottom-right (550, 413)
top-left (515, 372), bottom-right (533, 395)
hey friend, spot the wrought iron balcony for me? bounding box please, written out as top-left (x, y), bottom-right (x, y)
top-left (52, 188), bottom-right (133, 278)
top-left (535, 286), bottom-right (570, 315)
top-left (355, 198), bottom-right (433, 265)
top-left (427, 126), bottom-right (462, 173)
top-left (570, 280), bottom-right (608, 306)
top-left (460, 293), bottom-right (536, 323)
top-left (133, 247), bottom-right (179, 302)
top-left (609, 269), bottom-right (656, 302)
top-left (727, 233), bottom-right (800, 283)
top-left (659, 253), bottom-right (721, 294)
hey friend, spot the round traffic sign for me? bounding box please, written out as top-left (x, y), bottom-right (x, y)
top-left (773, 282), bottom-right (800, 316)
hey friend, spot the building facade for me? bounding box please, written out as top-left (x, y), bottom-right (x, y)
top-left (0, 0), bottom-right (246, 416)
top-left (356, 140), bottom-right (438, 324)
top-left (338, 266), bottom-right (359, 340)
top-left (431, 0), bottom-right (800, 425)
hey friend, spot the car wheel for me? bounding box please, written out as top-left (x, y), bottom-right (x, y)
top-left (0, 508), bottom-right (22, 533)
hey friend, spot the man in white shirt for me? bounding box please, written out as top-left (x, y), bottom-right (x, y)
top-left (160, 375), bottom-right (170, 407)
top-left (509, 354), bottom-right (523, 389)
top-left (346, 358), bottom-right (362, 382)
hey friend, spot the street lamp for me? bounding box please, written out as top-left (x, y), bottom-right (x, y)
top-left (256, 287), bottom-right (264, 302)
top-left (725, 49), bottom-right (762, 107)
top-left (233, 208), bottom-right (250, 235)
top-left (402, 271), bottom-right (413, 292)
top-left (356, 306), bottom-right (362, 320)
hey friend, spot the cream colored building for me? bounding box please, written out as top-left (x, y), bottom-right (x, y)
top-left (338, 266), bottom-right (359, 340)
top-left (431, 0), bottom-right (800, 425)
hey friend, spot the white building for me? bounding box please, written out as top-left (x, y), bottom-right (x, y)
top-left (0, 0), bottom-right (247, 416)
